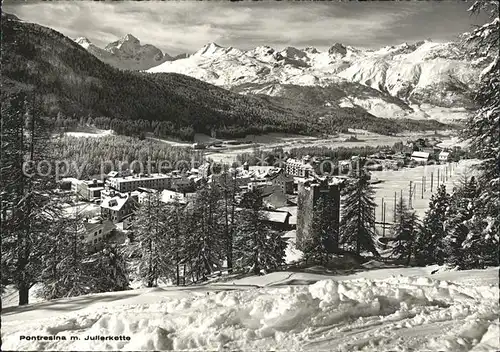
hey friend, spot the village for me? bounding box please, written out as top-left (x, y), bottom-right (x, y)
top-left (58, 135), bottom-right (465, 260)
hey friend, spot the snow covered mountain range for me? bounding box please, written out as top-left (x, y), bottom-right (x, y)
top-left (75, 33), bottom-right (488, 122)
top-left (75, 34), bottom-right (185, 71)
top-left (145, 40), bottom-right (487, 122)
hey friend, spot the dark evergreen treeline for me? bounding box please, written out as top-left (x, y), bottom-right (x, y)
top-left (52, 135), bottom-right (203, 179)
top-left (2, 95), bottom-right (287, 303)
top-left (392, 179), bottom-right (498, 269)
top-left (125, 186), bottom-right (287, 286)
top-left (289, 145), bottom-right (396, 160)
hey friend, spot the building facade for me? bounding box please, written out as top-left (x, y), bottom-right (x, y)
top-left (269, 169), bottom-right (294, 194)
top-left (82, 218), bottom-right (116, 249)
top-left (411, 151), bottom-right (431, 164)
top-left (107, 173), bottom-right (172, 193)
top-left (76, 179), bottom-right (105, 201)
top-left (285, 157), bottom-right (315, 178)
top-left (438, 151), bottom-right (451, 163)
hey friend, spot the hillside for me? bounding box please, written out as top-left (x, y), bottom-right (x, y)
top-left (1, 15), bottom-right (447, 140)
top-left (0, 15), bottom-right (314, 139)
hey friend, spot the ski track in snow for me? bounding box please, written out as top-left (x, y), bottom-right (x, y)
top-left (2, 267), bottom-right (498, 351)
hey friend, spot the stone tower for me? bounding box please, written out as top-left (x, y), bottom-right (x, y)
top-left (296, 177), bottom-right (343, 251)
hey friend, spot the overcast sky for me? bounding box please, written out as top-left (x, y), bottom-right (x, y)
top-left (4, 0), bottom-right (490, 55)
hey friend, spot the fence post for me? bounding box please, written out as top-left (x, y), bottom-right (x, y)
top-left (421, 176), bottom-right (424, 199)
top-left (383, 202), bottom-right (386, 237)
top-left (409, 181), bottom-right (412, 208)
top-left (394, 191), bottom-right (397, 222)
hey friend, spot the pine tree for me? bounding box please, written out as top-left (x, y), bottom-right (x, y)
top-left (443, 176), bottom-right (496, 268)
top-left (1, 92), bottom-right (66, 305)
top-left (391, 198), bottom-right (420, 265)
top-left (303, 196), bottom-right (339, 264)
top-left (339, 171), bottom-right (378, 256)
top-left (183, 182), bottom-right (225, 281)
top-left (130, 192), bottom-right (173, 287)
top-left (218, 169), bottom-right (238, 274)
top-left (159, 198), bottom-right (187, 286)
top-left (415, 185), bottom-right (451, 266)
top-left (233, 189), bottom-right (286, 274)
top-left (40, 211), bottom-right (90, 299)
top-left (91, 245), bottom-right (129, 292)
top-left (458, 1), bottom-right (500, 267)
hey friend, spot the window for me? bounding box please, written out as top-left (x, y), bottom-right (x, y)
top-left (99, 229), bottom-right (102, 234)
top-left (94, 232), bottom-right (97, 236)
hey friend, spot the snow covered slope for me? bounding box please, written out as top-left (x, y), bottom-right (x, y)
top-left (75, 35), bottom-right (177, 71)
top-left (148, 41), bottom-right (485, 122)
top-left (2, 266), bottom-right (498, 351)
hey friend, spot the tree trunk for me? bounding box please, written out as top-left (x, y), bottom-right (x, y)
top-left (182, 265), bottom-right (186, 286)
top-left (176, 264), bottom-right (180, 286)
top-left (18, 282), bottom-right (29, 306)
top-left (224, 191), bottom-right (233, 274)
top-left (253, 247), bottom-right (260, 275)
top-left (406, 240), bottom-right (413, 266)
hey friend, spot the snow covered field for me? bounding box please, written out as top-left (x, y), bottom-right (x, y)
top-left (2, 266), bottom-right (498, 351)
top-left (63, 129), bottom-right (114, 138)
top-left (371, 159), bottom-right (479, 230)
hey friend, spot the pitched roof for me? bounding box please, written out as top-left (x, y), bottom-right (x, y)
top-left (100, 193), bottom-right (130, 211)
top-left (411, 151), bottom-right (430, 159)
top-left (262, 210), bottom-right (291, 224)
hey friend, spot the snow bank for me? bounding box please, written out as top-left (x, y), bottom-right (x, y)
top-left (64, 130), bottom-right (113, 138)
top-left (2, 268), bottom-right (498, 351)
top-left (2, 283), bottom-right (45, 308)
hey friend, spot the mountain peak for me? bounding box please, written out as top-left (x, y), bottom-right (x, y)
top-left (207, 42), bottom-right (222, 48)
top-left (194, 42), bottom-right (228, 56)
top-left (304, 47), bottom-right (319, 54)
top-left (280, 46), bottom-right (308, 60)
top-left (328, 43), bottom-right (347, 56)
top-left (75, 37), bottom-right (93, 49)
top-left (75, 37), bottom-right (91, 44)
top-left (105, 34), bottom-right (141, 52)
top-left (74, 34), bottom-right (173, 70)
top-left (122, 34), bottom-right (140, 43)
